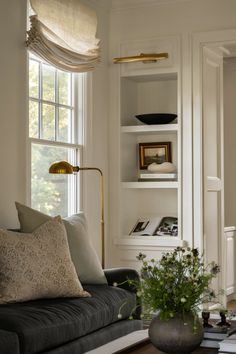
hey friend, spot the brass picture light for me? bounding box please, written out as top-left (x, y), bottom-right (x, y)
top-left (113, 52), bottom-right (168, 64)
top-left (49, 160), bottom-right (105, 269)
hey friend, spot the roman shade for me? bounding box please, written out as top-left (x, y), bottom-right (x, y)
top-left (27, 0), bottom-right (100, 72)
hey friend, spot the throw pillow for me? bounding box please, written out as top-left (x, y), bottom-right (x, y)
top-left (0, 217), bottom-right (90, 304)
top-left (15, 202), bottom-right (107, 284)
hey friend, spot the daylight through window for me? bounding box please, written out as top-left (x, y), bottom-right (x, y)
top-left (28, 54), bottom-right (83, 217)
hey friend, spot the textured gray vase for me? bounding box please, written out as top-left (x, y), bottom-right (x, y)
top-left (148, 312), bottom-right (203, 354)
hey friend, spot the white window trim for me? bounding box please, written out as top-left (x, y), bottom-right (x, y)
top-left (26, 54), bottom-right (90, 215)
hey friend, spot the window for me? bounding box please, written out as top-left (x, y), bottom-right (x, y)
top-left (28, 54), bottom-right (83, 217)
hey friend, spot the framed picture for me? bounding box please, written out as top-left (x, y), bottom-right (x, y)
top-left (139, 142), bottom-right (172, 170)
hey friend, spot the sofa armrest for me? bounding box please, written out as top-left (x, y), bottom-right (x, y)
top-left (0, 329), bottom-right (20, 354)
top-left (104, 268), bottom-right (140, 293)
top-left (104, 268), bottom-right (141, 319)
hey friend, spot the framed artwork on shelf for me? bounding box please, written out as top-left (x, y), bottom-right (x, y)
top-left (139, 142), bottom-right (172, 170)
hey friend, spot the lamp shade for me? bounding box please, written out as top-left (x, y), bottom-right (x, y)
top-left (49, 161), bottom-right (75, 174)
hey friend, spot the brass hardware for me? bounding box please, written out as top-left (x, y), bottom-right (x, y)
top-left (49, 161), bottom-right (105, 269)
top-left (113, 52), bottom-right (168, 64)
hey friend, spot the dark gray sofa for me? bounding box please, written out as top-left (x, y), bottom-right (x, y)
top-left (0, 268), bottom-right (142, 354)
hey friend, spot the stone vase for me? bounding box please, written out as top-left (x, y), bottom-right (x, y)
top-left (148, 312), bottom-right (203, 354)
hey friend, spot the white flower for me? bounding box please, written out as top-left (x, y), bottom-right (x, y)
top-left (118, 313), bottom-right (122, 319)
top-left (113, 282), bottom-right (118, 287)
top-left (181, 297), bottom-right (187, 303)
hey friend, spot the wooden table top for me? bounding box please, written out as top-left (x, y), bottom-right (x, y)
top-left (116, 339), bottom-right (218, 354)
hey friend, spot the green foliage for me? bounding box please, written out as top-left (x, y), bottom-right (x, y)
top-left (131, 247), bottom-right (220, 320)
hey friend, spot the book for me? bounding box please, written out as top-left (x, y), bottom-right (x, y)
top-left (139, 172), bottom-right (177, 180)
top-left (129, 216), bottom-right (178, 236)
top-left (154, 216), bottom-right (178, 236)
top-left (129, 217), bottom-right (162, 236)
top-left (219, 334), bottom-right (236, 352)
top-left (200, 339), bottom-right (220, 348)
top-left (204, 326), bottom-right (236, 340)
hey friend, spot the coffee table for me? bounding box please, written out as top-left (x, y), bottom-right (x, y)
top-left (116, 340), bottom-right (218, 353)
top-left (86, 330), bottom-right (219, 354)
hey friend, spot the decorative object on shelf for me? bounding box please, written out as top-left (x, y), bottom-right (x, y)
top-left (135, 113), bottom-right (177, 125)
top-left (129, 217), bottom-right (162, 236)
top-left (139, 142), bottom-right (171, 170)
top-left (49, 160), bottom-right (105, 268)
top-left (154, 216), bottom-right (178, 236)
top-left (147, 161), bottom-right (176, 173)
top-left (113, 52), bottom-right (168, 64)
top-left (128, 248), bottom-right (220, 354)
top-left (129, 216), bottom-right (177, 236)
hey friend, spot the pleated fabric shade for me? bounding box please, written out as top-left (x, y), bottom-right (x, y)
top-left (27, 0), bottom-right (100, 72)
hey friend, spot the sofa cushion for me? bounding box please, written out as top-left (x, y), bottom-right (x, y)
top-left (0, 217), bottom-right (89, 304)
top-left (0, 285), bottom-right (136, 354)
top-left (15, 202), bottom-right (107, 284)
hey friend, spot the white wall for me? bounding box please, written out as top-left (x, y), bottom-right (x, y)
top-left (81, 0), bottom-right (110, 257)
top-left (0, 0), bottom-right (27, 228)
top-left (224, 58), bottom-right (236, 227)
top-left (0, 0), bottom-right (110, 259)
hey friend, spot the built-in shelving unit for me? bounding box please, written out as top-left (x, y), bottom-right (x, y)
top-left (110, 36), bottom-right (182, 266)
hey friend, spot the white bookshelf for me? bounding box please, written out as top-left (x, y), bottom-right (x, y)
top-left (109, 36), bottom-right (182, 266)
top-left (121, 123), bottom-right (178, 134)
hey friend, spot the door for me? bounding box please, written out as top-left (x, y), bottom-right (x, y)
top-left (202, 46), bottom-right (225, 298)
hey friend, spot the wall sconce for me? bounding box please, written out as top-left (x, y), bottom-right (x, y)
top-left (113, 52), bottom-right (168, 64)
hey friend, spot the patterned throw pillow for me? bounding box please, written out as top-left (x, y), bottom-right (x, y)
top-left (0, 217), bottom-right (90, 304)
top-left (15, 202), bottom-right (107, 284)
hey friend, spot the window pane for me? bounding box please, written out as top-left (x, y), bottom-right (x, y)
top-left (58, 71), bottom-right (71, 105)
top-left (58, 108), bottom-right (71, 143)
top-left (29, 60), bottom-right (39, 98)
top-left (42, 104), bottom-right (55, 140)
top-left (31, 144), bottom-right (76, 217)
top-left (29, 100), bottom-right (39, 138)
top-left (42, 64), bottom-right (55, 102)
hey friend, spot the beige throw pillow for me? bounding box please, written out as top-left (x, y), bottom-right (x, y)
top-left (0, 217), bottom-right (90, 304)
top-left (15, 202), bottom-right (107, 284)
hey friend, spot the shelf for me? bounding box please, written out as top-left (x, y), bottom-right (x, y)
top-left (122, 181), bottom-right (179, 189)
top-left (115, 236), bottom-right (186, 247)
top-left (121, 124), bottom-right (178, 134)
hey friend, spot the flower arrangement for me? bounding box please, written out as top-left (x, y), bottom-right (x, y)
top-left (127, 247), bottom-right (220, 321)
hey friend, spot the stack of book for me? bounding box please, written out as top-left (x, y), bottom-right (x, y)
top-left (200, 325), bottom-right (236, 349)
top-left (138, 172), bottom-right (177, 181)
top-left (218, 333), bottom-right (236, 353)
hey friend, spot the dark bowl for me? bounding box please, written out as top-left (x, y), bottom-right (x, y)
top-left (135, 113), bottom-right (177, 125)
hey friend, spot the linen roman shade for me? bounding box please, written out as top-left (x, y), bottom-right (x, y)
top-left (27, 0), bottom-right (100, 72)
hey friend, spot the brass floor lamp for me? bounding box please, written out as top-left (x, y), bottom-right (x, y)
top-left (49, 160), bottom-right (105, 269)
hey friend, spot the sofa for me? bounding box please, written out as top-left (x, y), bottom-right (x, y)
top-left (0, 203), bottom-right (142, 354)
top-left (0, 268), bottom-right (142, 354)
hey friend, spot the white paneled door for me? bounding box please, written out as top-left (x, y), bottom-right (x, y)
top-left (202, 46), bottom-right (224, 297)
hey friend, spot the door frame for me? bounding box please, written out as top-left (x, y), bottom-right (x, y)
top-left (192, 29), bottom-right (236, 302)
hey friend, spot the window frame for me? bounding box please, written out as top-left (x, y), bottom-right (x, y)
top-left (27, 54), bottom-right (87, 216)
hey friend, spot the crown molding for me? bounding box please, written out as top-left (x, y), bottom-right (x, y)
top-left (111, 0), bottom-right (192, 10)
